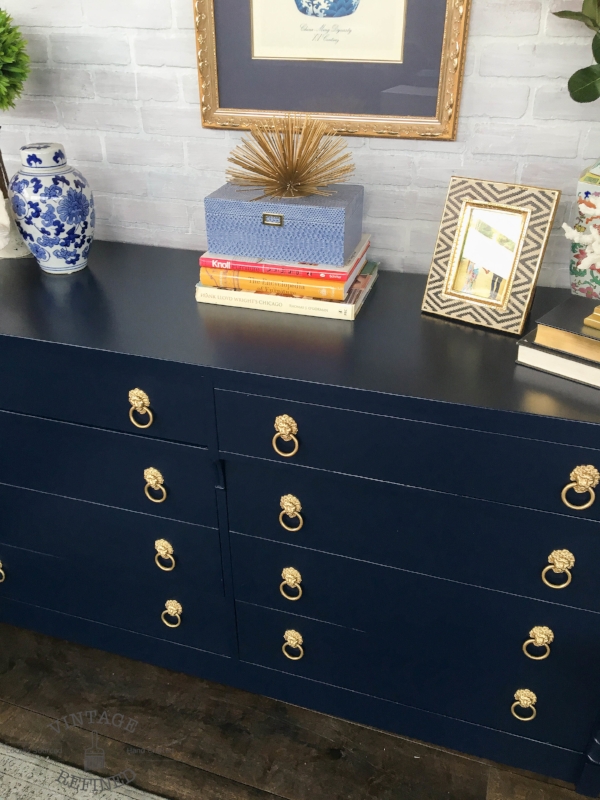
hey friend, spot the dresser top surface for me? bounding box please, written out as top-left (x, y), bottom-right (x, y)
top-left (0, 240), bottom-right (597, 424)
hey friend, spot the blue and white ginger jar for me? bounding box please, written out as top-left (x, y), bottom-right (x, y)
top-left (9, 143), bottom-right (95, 274)
top-left (294, 0), bottom-right (359, 16)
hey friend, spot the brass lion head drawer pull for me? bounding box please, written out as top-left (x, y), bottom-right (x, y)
top-left (144, 467), bottom-right (167, 503)
top-left (542, 549), bottom-right (574, 589)
top-left (280, 567), bottom-right (303, 601)
top-left (273, 415), bottom-right (299, 458)
top-left (282, 629), bottom-right (304, 660)
top-left (0, 560), bottom-right (5, 583)
top-left (279, 494), bottom-right (303, 531)
top-left (161, 599), bottom-right (182, 628)
top-left (561, 465), bottom-right (599, 510)
top-left (511, 689), bottom-right (537, 721)
top-left (523, 626), bottom-right (554, 661)
top-left (129, 388), bottom-right (154, 429)
top-left (155, 539), bottom-right (175, 571)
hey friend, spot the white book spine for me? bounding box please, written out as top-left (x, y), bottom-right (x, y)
top-left (195, 284), bottom-right (359, 320)
top-left (517, 344), bottom-right (600, 389)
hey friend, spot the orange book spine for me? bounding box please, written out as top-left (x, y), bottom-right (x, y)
top-left (199, 267), bottom-right (344, 300)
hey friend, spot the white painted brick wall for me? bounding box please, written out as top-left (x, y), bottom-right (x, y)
top-left (2, 0), bottom-right (599, 284)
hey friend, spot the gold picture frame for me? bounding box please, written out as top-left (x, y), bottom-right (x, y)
top-left (194, 0), bottom-right (471, 140)
top-left (422, 177), bottom-right (561, 335)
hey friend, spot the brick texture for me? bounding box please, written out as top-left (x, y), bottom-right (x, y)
top-left (2, 0), bottom-right (597, 286)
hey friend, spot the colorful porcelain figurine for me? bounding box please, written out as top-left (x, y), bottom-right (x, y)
top-left (9, 143), bottom-right (95, 274)
top-left (567, 159), bottom-right (600, 298)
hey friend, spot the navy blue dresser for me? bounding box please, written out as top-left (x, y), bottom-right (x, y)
top-left (2, 242), bottom-right (600, 794)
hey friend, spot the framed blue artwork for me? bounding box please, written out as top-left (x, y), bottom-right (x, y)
top-left (194, 0), bottom-right (471, 140)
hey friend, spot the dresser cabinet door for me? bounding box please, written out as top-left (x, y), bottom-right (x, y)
top-left (0, 485), bottom-right (231, 655)
top-left (236, 566), bottom-right (600, 752)
top-left (226, 460), bottom-right (600, 613)
top-left (0, 412), bottom-right (217, 526)
top-left (216, 390), bottom-right (600, 520)
top-left (0, 337), bottom-right (210, 445)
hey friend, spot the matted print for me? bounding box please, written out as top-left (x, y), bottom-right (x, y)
top-left (194, 0), bottom-right (471, 140)
top-left (422, 178), bottom-right (561, 335)
top-left (251, 0), bottom-right (407, 63)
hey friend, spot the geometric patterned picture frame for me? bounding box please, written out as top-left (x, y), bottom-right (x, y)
top-left (422, 177), bottom-right (561, 335)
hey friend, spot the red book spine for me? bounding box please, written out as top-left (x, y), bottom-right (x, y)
top-left (199, 256), bottom-right (350, 281)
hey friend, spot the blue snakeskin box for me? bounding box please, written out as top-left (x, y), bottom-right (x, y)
top-left (204, 183), bottom-right (364, 266)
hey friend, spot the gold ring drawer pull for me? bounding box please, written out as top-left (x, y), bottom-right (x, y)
top-left (129, 388), bottom-right (154, 429)
top-left (511, 689), bottom-right (537, 722)
top-left (561, 465), bottom-right (599, 510)
top-left (155, 539), bottom-right (175, 571)
top-left (541, 549), bottom-right (574, 589)
top-left (280, 567), bottom-right (302, 601)
top-left (523, 626), bottom-right (554, 661)
top-left (161, 599), bottom-right (182, 628)
top-left (282, 629), bottom-right (304, 660)
top-left (0, 560), bottom-right (5, 583)
top-left (144, 467), bottom-right (167, 503)
top-left (272, 415), bottom-right (299, 458)
top-left (279, 494), bottom-right (303, 531)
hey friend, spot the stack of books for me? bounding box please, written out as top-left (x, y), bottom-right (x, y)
top-left (517, 295), bottom-right (600, 388)
top-left (195, 234), bottom-right (378, 320)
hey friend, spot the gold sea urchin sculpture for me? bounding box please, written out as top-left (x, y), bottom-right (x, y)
top-left (226, 115), bottom-right (355, 199)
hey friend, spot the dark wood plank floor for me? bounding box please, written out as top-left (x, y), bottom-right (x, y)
top-left (0, 623), bottom-right (582, 800)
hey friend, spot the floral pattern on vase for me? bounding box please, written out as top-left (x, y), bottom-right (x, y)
top-left (9, 143), bottom-right (95, 274)
top-left (294, 0), bottom-right (359, 17)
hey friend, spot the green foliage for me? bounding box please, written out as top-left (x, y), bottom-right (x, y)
top-left (0, 9), bottom-right (29, 111)
top-left (583, 0), bottom-right (600, 25)
top-left (569, 62), bottom-right (600, 101)
top-left (554, 9), bottom-right (600, 30)
top-left (554, 0), bottom-right (600, 100)
top-left (593, 30), bottom-right (600, 61)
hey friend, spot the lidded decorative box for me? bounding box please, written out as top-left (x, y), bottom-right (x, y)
top-left (204, 183), bottom-right (364, 266)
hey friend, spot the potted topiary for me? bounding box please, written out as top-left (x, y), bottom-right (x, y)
top-left (0, 9), bottom-right (30, 258)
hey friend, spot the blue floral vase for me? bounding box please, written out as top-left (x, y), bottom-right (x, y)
top-left (294, 0), bottom-right (359, 16)
top-left (9, 143), bottom-right (95, 274)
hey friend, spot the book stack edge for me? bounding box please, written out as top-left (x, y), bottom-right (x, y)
top-left (517, 295), bottom-right (600, 388)
top-left (195, 234), bottom-right (378, 320)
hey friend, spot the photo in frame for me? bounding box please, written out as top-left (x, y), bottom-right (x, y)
top-left (194, 0), bottom-right (471, 139)
top-left (422, 178), bottom-right (561, 335)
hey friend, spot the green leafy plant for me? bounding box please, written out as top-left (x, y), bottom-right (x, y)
top-left (0, 10), bottom-right (29, 197)
top-left (554, 0), bottom-right (600, 102)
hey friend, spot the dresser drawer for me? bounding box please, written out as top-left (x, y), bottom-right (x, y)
top-left (0, 542), bottom-right (64, 608)
top-left (216, 390), bottom-right (600, 520)
top-left (226, 460), bottom-right (600, 612)
top-left (0, 411), bottom-right (217, 526)
top-left (0, 336), bottom-right (210, 445)
top-left (64, 575), bottom-right (233, 656)
top-left (236, 587), bottom-right (600, 751)
top-left (0, 483), bottom-right (223, 596)
top-left (0, 548), bottom-right (232, 656)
